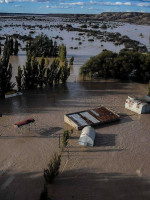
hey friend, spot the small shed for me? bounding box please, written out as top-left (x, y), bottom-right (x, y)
top-left (125, 96), bottom-right (150, 114)
top-left (78, 126), bottom-right (96, 147)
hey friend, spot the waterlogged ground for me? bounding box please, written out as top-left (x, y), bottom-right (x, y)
top-left (0, 16), bottom-right (150, 200)
top-left (0, 16), bottom-right (150, 56)
top-left (1, 16), bottom-right (150, 82)
top-left (0, 17), bottom-right (125, 55)
top-left (0, 80), bottom-right (150, 200)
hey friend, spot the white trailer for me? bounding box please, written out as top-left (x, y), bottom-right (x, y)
top-left (125, 96), bottom-right (150, 114)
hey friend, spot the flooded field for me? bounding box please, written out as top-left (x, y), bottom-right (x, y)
top-left (0, 16), bottom-right (149, 83)
top-left (0, 16), bottom-right (150, 200)
top-left (1, 15), bottom-right (150, 81)
top-left (0, 80), bottom-right (150, 200)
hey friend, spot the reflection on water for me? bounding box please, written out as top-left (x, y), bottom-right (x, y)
top-left (0, 80), bottom-right (148, 115)
top-left (10, 54), bottom-right (89, 84)
top-left (10, 55), bottom-right (27, 83)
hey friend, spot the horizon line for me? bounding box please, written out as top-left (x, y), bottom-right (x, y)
top-left (0, 11), bottom-right (150, 15)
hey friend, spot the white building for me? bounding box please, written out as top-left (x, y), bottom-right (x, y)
top-left (125, 96), bottom-right (150, 114)
top-left (78, 126), bottom-right (96, 147)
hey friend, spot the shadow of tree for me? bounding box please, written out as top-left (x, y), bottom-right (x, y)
top-left (37, 127), bottom-right (62, 136)
top-left (51, 169), bottom-right (150, 200)
top-left (0, 168), bottom-right (150, 200)
top-left (0, 171), bottom-right (44, 200)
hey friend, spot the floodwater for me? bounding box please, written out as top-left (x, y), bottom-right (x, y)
top-left (0, 17), bottom-right (125, 56)
top-left (1, 16), bottom-right (150, 83)
top-left (0, 16), bottom-right (148, 83)
top-left (0, 16), bottom-right (150, 200)
top-left (0, 79), bottom-right (150, 200)
top-left (9, 55), bottom-right (88, 84)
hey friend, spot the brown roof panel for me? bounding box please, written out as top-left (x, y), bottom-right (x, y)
top-left (64, 106), bottom-right (120, 130)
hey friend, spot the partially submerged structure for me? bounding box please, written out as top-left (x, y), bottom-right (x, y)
top-left (5, 91), bottom-right (23, 99)
top-left (14, 118), bottom-right (35, 128)
top-left (125, 96), bottom-right (150, 114)
top-left (79, 126), bottom-right (96, 147)
top-left (64, 106), bottom-right (120, 130)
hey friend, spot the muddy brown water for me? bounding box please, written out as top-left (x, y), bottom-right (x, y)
top-left (0, 17), bottom-right (150, 200)
top-left (0, 78), bottom-right (150, 200)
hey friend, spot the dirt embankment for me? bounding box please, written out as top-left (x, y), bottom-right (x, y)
top-left (0, 12), bottom-right (150, 25)
top-left (94, 12), bottom-right (150, 25)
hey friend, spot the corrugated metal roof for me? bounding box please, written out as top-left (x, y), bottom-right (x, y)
top-left (64, 106), bottom-right (120, 130)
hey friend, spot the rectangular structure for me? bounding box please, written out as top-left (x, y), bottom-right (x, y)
top-left (14, 118), bottom-right (35, 128)
top-left (125, 96), bottom-right (150, 114)
top-left (64, 106), bottom-right (120, 130)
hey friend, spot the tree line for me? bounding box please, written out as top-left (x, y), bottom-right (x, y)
top-left (0, 39), bottom-right (15, 97)
top-left (0, 37), bottom-right (19, 56)
top-left (0, 36), bottom-right (74, 98)
top-left (80, 50), bottom-right (150, 82)
top-left (26, 34), bottom-right (59, 57)
top-left (16, 53), bottom-right (70, 91)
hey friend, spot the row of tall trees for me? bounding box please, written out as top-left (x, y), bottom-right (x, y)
top-left (16, 46), bottom-right (70, 91)
top-left (0, 40), bottom-right (15, 97)
top-left (26, 34), bottom-right (59, 57)
top-left (0, 37), bottom-right (19, 56)
top-left (0, 36), bottom-right (71, 97)
top-left (81, 50), bottom-right (150, 82)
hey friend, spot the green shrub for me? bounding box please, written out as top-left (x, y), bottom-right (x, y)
top-left (62, 129), bottom-right (73, 148)
top-left (44, 153), bottom-right (61, 184)
top-left (80, 50), bottom-right (150, 82)
top-left (62, 130), bottom-right (70, 147)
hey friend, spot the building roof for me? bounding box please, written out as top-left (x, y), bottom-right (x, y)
top-left (127, 96), bottom-right (150, 105)
top-left (64, 106), bottom-right (120, 130)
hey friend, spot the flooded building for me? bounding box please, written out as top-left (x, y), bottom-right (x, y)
top-left (64, 106), bottom-right (120, 130)
top-left (125, 96), bottom-right (150, 114)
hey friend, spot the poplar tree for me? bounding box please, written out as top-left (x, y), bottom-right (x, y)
top-left (23, 53), bottom-right (33, 90)
top-left (14, 39), bottom-right (19, 55)
top-left (60, 59), bottom-right (70, 84)
top-left (38, 57), bottom-right (46, 87)
top-left (53, 41), bottom-right (58, 57)
top-left (54, 67), bottom-right (61, 85)
top-left (0, 40), bottom-right (14, 97)
top-left (49, 38), bottom-right (53, 57)
top-left (8, 37), bottom-right (14, 55)
top-left (47, 59), bottom-right (60, 86)
top-left (31, 56), bottom-right (39, 88)
top-left (59, 44), bottom-right (66, 62)
top-left (16, 66), bottom-right (23, 91)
